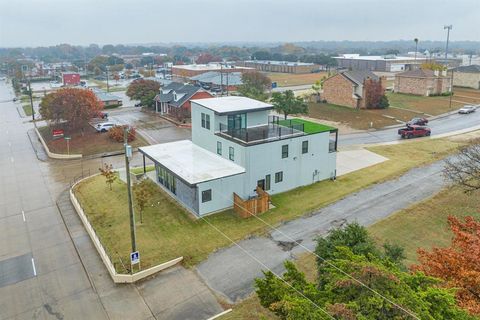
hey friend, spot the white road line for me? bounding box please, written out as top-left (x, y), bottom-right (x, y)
top-left (31, 258), bottom-right (37, 276)
top-left (8, 142), bottom-right (11, 147)
top-left (22, 210), bottom-right (25, 222)
top-left (10, 157), bottom-right (14, 163)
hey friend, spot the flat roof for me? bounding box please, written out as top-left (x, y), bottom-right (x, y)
top-left (139, 140), bottom-right (245, 185)
top-left (335, 55), bottom-right (427, 62)
top-left (191, 96), bottom-right (273, 115)
top-left (244, 60), bottom-right (315, 66)
top-left (172, 63), bottom-right (253, 71)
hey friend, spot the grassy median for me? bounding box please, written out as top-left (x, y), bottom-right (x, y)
top-left (73, 137), bottom-right (466, 274)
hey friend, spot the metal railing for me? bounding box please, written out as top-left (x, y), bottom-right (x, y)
top-left (217, 120), bottom-right (305, 145)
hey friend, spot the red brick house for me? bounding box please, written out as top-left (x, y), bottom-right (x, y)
top-left (394, 69), bottom-right (451, 96)
top-left (322, 70), bottom-right (386, 109)
top-left (154, 82), bottom-right (213, 120)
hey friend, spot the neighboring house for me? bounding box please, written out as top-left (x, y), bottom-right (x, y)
top-left (190, 71), bottom-right (243, 92)
top-left (322, 70), bottom-right (385, 109)
top-left (91, 88), bottom-right (122, 107)
top-left (139, 96), bottom-right (338, 217)
top-left (394, 69), bottom-right (452, 96)
top-left (153, 82), bottom-right (213, 119)
top-left (450, 65), bottom-right (480, 89)
top-left (62, 72), bottom-right (81, 86)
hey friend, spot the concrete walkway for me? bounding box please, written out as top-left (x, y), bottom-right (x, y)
top-left (57, 190), bottom-right (224, 320)
top-left (196, 159), bottom-right (447, 303)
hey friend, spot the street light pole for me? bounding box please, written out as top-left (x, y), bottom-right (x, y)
top-left (28, 78), bottom-right (34, 121)
top-left (444, 25), bottom-right (453, 65)
top-left (106, 66), bottom-right (110, 92)
top-left (124, 127), bottom-right (137, 262)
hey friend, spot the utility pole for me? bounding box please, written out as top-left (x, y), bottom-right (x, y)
top-left (220, 63), bottom-right (223, 96)
top-left (444, 25), bottom-right (453, 66)
top-left (28, 79), bottom-right (34, 121)
top-left (124, 127), bottom-right (137, 264)
top-left (106, 65), bottom-right (110, 92)
top-left (414, 38), bottom-right (419, 61)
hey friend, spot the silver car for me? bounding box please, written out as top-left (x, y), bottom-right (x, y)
top-left (458, 105), bottom-right (476, 114)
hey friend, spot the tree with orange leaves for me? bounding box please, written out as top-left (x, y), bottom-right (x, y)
top-left (413, 215), bottom-right (480, 315)
top-left (39, 88), bottom-right (104, 132)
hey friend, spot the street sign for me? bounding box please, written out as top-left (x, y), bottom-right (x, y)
top-left (52, 129), bottom-right (64, 138)
top-left (130, 251), bottom-right (140, 265)
top-left (125, 145), bottom-right (132, 159)
top-left (64, 136), bottom-right (71, 140)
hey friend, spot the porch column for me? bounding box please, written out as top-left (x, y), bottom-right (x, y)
top-left (143, 153), bottom-right (146, 174)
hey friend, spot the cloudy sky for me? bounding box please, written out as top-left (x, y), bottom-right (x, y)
top-left (0, 0), bottom-right (478, 47)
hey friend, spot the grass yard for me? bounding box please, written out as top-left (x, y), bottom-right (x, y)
top-left (22, 104), bottom-right (34, 116)
top-left (387, 91), bottom-right (465, 116)
top-left (38, 125), bottom-right (148, 156)
top-left (267, 72), bottom-right (328, 87)
top-left (369, 187), bottom-right (480, 266)
top-left (279, 118), bottom-right (336, 133)
top-left (74, 137), bottom-right (465, 274)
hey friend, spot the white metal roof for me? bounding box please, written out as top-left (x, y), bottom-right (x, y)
top-left (172, 63), bottom-right (253, 71)
top-left (191, 96), bottom-right (273, 114)
top-left (335, 55), bottom-right (427, 61)
top-left (139, 140), bottom-right (245, 185)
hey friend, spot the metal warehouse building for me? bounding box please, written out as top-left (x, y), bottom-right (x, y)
top-left (334, 54), bottom-right (428, 72)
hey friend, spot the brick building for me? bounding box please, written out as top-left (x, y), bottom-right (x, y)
top-left (394, 69), bottom-right (452, 96)
top-left (154, 82), bottom-right (213, 120)
top-left (322, 70), bottom-right (385, 109)
top-left (239, 60), bottom-right (318, 74)
top-left (61, 72), bottom-right (81, 86)
top-left (450, 65), bottom-right (480, 89)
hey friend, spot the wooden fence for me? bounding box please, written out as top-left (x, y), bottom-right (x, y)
top-left (233, 187), bottom-right (270, 218)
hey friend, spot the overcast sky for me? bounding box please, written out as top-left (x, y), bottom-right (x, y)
top-left (0, 0), bottom-right (478, 47)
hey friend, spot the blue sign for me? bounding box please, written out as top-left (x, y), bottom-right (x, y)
top-left (130, 251), bottom-right (140, 264)
top-left (271, 82), bottom-right (277, 89)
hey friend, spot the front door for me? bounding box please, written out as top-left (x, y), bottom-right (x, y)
top-left (257, 179), bottom-right (265, 191)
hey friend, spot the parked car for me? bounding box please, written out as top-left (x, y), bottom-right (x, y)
top-left (94, 111), bottom-right (108, 119)
top-left (458, 105), bottom-right (476, 114)
top-left (407, 117), bottom-right (428, 126)
top-left (398, 125), bottom-right (431, 139)
top-left (134, 103), bottom-right (142, 107)
top-left (96, 122), bottom-right (116, 132)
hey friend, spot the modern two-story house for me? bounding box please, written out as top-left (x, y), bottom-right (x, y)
top-left (139, 96), bottom-right (337, 217)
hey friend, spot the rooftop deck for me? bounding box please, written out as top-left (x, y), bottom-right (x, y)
top-left (216, 116), bottom-right (336, 145)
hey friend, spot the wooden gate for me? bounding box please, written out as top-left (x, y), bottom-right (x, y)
top-left (233, 187), bottom-right (270, 218)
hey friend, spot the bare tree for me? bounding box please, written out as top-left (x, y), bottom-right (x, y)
top-left (444, 141), bottom-right (480, 192)
top-left (99, 163), bottom-right (117, 190)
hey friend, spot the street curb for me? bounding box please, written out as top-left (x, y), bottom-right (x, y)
top-left (35, 126), bottom-right (83, 160)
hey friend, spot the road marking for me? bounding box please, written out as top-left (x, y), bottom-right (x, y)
top-left (10, 157), bottom-right (14, 163)
top-left (22, 210), bottom-right (25, 222)
top-left (31, 258), bottom-right (37, 276)
top-left (8, 142), bottom-right (11, 147)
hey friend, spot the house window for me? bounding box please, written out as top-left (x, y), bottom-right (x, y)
top-left (275, 171), bottom-right (283, 183)
top-left (202, 189), bottom-right (212, 203)
top-left (281, 144), bottom-right (289, 158)
top-left (201, 113), bottom-right (205, 128)
top-left (217, 141), bottom-right (222, 155)
top-left (302, 141), bottom-right (309, 154)
top-left (201, 113), bottom-right (210, 129)
top-left (229, 147), bottom-right (234, 161)
top-left (265, 174), bottom-right (271, 191)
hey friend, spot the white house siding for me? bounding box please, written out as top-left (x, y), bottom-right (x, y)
top-left (197, 173), bottom-right (246, 216)
top-left (244, 132), bottom-right (336, 197)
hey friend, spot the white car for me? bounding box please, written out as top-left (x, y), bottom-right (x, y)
top-left (96, 122), bottom-right (116, 132)
top-left (458, 105), bottom-right (477, 114)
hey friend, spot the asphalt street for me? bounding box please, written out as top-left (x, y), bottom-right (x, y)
top-left (196, 160), bottom-right (448, 303)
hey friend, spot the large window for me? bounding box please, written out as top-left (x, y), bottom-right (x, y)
top-left (201, 113), bottom-right (210, 130)
top-left (217, 141), bottom-right (222, 155)
top-left (229, 147), bottom-right (234, 161)
top-left (275, 171), bottom-right (283, 183)
top-left (281, 144), bottom-right (289, 158)
top-left (157, 165), bottom-right (176, 194)
top-left (265, 174), bottom-right (271, 191)
top-left (302, 140), bottom-right (309, 154)
top-left (202, 189), bottom-right (212, 203)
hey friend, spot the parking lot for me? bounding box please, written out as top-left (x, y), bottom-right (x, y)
top-left (108, 108), bottom-right (191, 144)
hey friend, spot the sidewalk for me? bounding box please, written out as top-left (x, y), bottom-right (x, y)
top-left (57, 190), bottom-right (224, 320)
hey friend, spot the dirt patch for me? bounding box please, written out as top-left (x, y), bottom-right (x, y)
top-left (266, 72), bottom-right (329, 87)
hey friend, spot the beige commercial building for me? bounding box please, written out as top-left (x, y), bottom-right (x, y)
top-left (450, 65), bottom-right (480, 89)
top-left (394, 69), bottom-right (452, 96)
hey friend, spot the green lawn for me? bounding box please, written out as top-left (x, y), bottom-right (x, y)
top-left (130, 165), bottom-right (155, 175)
top-left (386, 92), bottom-right (463, 116)
top-left (22, 104), bottom-right (34, 116)
top-left (279, 118), bottom-right (336, 133)
top-left (74, 137), bottom-right (465, 274)
top-left (369, 187), bottom-right (480, 265)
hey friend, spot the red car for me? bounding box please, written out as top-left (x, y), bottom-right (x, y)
top-left (407, 117), bottom-right (429, 126)
top-left (94, 111), bottom-right (108, 119)
top-left (398, 125), bottom-right (431, 139)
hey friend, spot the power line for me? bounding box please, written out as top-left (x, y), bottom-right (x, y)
top-left (211, 190), bottom-right (421, 320)
top-left (199, 216), bottom-right (336, 319)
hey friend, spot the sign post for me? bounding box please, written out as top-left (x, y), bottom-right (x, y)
top-left (130, 251), bottom-right (140, 272)
top-left (64, 136), bottom-right (71, 155)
